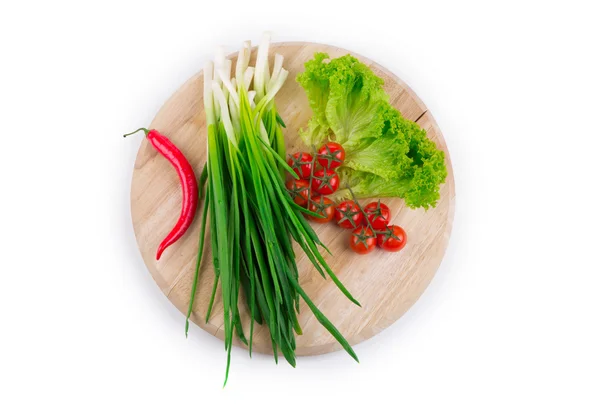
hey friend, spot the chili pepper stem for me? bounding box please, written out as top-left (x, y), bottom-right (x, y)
top-left (122, 127), bottom-right (150, 138)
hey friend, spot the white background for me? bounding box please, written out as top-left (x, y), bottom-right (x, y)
top-left (1, 1), bottom-right (599, 405)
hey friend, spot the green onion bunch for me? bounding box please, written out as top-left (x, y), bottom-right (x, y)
top-left (186, 33), bottom-right (359, 384)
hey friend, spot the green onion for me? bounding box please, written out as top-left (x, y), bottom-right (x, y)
top-left (186, 33), bottom-right (360, 385)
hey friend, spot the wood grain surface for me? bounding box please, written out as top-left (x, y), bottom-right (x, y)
top-left (130, 42), bottom-right (455, 356)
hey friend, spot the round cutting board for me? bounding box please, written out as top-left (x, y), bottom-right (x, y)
top-left (130, 42), bottom-right (455, 356)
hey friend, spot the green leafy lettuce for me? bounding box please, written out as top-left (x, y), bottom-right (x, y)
top-left (296, 53), bottom-right (447, 209)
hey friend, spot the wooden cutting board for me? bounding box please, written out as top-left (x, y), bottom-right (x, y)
top-left (130, 42), bottom-right (455, 356)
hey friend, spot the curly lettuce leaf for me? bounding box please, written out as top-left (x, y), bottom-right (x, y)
top-left (322, 55), bottom-right (388, 145)
top-left (296, 53), bottom-right (332, 146)
top-left (336, 156), bottom-right (445, 211)
top-left (342, 105), bottom-right (410, 180)
top-left (334, 116), bottom-right (447, 209)
top-left (297, 53), bottom-right (388, 147)
top-left (297, 52), bottom-right (447, 209)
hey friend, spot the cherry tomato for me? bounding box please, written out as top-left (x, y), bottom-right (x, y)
top-left (287, 152), bottom-right (313, 179)
top-left (364, 200), bottom-right (391, 230)
top-left (317, 142), bottom-right (345, 169)
top-left (349, 226), bottom-right (376, 255)
top-left (286, 179), bottom-right (310, 207)
top-left (334, 200), bottom-right (363, 229)
top-left (377, 225), bottom-right (407, 252)
top-left (311, 169), bottom-right (340, 195)
top-left (306, 195), bottom-right (334, 223)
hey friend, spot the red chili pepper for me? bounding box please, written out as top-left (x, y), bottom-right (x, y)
top-left (124, 128), bottom-right (198, 260)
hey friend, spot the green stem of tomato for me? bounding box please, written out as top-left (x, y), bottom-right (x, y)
top-left (307, 146), bottom-right (318, 207)
top-left (345, 185), bottom-right (378, 236)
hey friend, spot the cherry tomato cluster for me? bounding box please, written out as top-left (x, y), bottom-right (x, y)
top-left (340, 199), bottom-right (407, 255)
top-left (286, 142), bottom-right (345, 223)
top-left (285, 143), bottom-right (407, 255)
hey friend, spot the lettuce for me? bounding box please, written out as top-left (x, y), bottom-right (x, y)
top-left (296, 53), bottom-right (447, 209)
